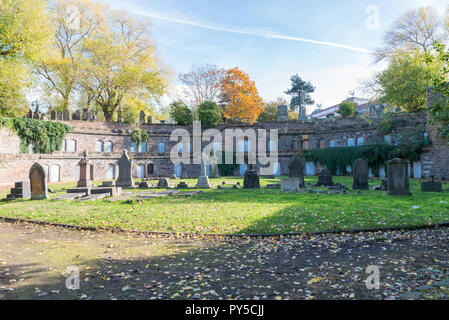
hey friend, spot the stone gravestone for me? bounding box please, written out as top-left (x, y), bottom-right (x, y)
top-left (243, 170), bottom-right (260, 189)
top-left (387, 158), bottom-right (411, 195)
top-left (82, 108), bottom-right (88, 121)
top-left (281, 178), bottom-right (300, 192)
top-left (277, 105), bottom-right (288, 122)
top-left (196, 153), bottom-right (210, 188)
top-left (316, 168), bottom-right (334, 186)
top-left (288, 154), bottom-right (305, 187)
top-left (157, 178), bottom-right (170, 188)
top-left (77, 150), bottom-right (92, 189)
top-left (115, 150), bottom-right (134, 188)
top-left (57, 111), bottom-right (62, 120)
top-left (29, 163), bottom-right (48, 200)
top-left (73, 110), bottom-right (81, 120)
top-left (353, 159), bottom-right (369, 190)
top-left (147, 115), bottom-right (152, 124)
top-left (139, 110), bottom-right (146, 124)
top-left (421, 176), bottom-right (442, 192)
top-left (63, 110), bottom-right (70, 121)
top-left (50, 110), bottom-right (56, 120)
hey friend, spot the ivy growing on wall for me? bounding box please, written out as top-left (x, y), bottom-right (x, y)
top-left (217, 151), bottom-right (239, 176)
top-left (130, 129), bottom-right (149, 147)
top-left (301, 140), bottom-right (428, 175)
top-left (0, 118), bottom-right (71, 154)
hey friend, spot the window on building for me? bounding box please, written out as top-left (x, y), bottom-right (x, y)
top-left (106, 164), bottom-right (115, 180)
top-left (357, 137), bottom-right (364, 146)
top-left (96, 141), bottom-right (104, 152)
top-left (268, 140), bottom-right (277, 152)
top-left (347, 138), bottom-right (355, 147)
top-left (67, 140), bottom-right (76, 152)
top-left (139, 142), bottom-right (147, 153)
top-left (137, 164), bottom-right (145, 178)
top-left (319, 140), bottom-right (327, 149)
top-left (130, 142), bottom-right (137, 152)
top-left (147, 163), bottom-right (154, 176)
top-left (384, 135), bottom-right (392, 145)
top-left (61, 140), bottom-right (66, 152)
top-left (105, 141), bottom-right (113, 153)
top-left (158, 142), bottom-right (165, 154)
top-left (49, 165), bottom-right (60, 182)
top-left (329, 140), bottom-right (336, 148)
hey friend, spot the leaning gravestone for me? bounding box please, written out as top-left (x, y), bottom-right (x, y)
top-left (243, 170), bottom-right (260, 189)
top-left (277, 105), bottom-right (289, 122)
top-left (29, 163), bottom-right (48, 200)
top-left (115, 150), bottom-right (134, 188)
top-left (353, 159), bottom-right (369, 190)
top-left (316, 168), bottom-right (334, 186)
top-left (387, 158), bottom-right (411, 195)
top-left (288, 154), bottom-right (305, 187)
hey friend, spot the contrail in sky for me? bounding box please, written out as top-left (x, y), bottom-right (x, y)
top-left (131, 9), bottom-right (374, 54)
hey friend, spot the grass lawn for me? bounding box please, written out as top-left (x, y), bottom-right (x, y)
top-left (0, 176), bottom-right (448, 235)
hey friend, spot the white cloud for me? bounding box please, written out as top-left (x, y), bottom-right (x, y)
top-left (119, 5), bottom-right (374, 54)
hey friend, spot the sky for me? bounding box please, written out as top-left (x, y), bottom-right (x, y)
top-left (100, 0), bottom-right (448, 113)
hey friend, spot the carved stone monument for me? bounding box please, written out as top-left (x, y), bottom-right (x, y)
top-left (277, 105), bottom-right (289, 122)
top-left (115, 150), bottom-right (134, 188)
top-left (77, 150), bottom-right (92, 188)
top-left (353, 159), bottom-right (369, 190)
top-left (387, 158), bottom-right (411, 195)
top-left (195, 154), bottom-right (210, 189)
top-left (316, 168), bottom-right (334, 187)
top-left (288, 154), bottom-right (305, 187)
top-left (243, 170), bottom-right (260, 189)
top-left (29, 163), bottom-right (48, 200)
top-left (421, 176), bottom-right (442, 192)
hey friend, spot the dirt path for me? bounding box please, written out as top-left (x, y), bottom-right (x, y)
top-left (0, 221), bottom-right (448, 300)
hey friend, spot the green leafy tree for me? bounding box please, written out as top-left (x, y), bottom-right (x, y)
top-left (0, 0), bottom-right (51, 117)
top-left (198, 101), bottom-right (221, 128)
top-left (426, 42), bottom-right (449, 139)
top-left (169, 101), bottom-right (193, 125)
top-left (374, 53), bottom-right (438, 112)
top-left (257, 97), bottom-right (287, 122)
top-left (337, 101), bottom-right (356, 118)
top-left (284, 74), bottom-right (315, 112)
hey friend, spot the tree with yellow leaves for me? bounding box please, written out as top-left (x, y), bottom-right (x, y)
top-left (220, 67), bottom-right (264, 124)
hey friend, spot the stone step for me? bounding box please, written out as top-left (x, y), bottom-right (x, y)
top-left (10, 187), bottom-right (23, 195)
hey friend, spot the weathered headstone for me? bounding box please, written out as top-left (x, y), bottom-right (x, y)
top-left (243, 170), bottom-right (260, 189)
top-left (157, 178), bottom-right (170, 188)
top-left (196, 153), bottom-right (210, 188)
top-left (50, 110), bottom-right (56, 120)
top-left (281, 178), bottom-right (300, 192)
top-left (82, 108), bottom-right (88, 121)
top-left (115, 150), bottom-right (134, 188)
top-left (139, 110), bottom-right (146, 124)
top-left (73, 110), bottom-right (81, 120)
top-left (29, 163), bottom-right (49, 200)
top-left (63, 110), bottom-right (70, 121)
top-left (288, 154), bottom-right (305, 187)
top-left (57, 111), bottom-right (62, 120)
top-left (387, 158), bottom-right (411, 195)
top-left (177, 181), bottom-right (189, 189)
top-left (277, 105), bottom-right (288, 122)
top-left (421, 176), bottom-right (442, 192)
top-left (77, 150), bottom-right (92, 188)
top-left (353, 159), bottom-right (369, 190)
top-left (316, 168), bottom-right (334, 186)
